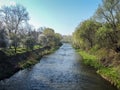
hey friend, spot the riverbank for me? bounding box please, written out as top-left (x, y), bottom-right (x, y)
top-left (0, 45), bottom-right (61, 80)
top-left (77, 50), bottom-right (120, 90)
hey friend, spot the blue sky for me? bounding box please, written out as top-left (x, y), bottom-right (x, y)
top-left (0, 0), bottom-right (102, 35)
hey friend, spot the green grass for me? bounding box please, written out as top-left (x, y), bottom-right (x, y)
top-left (1, 45), bottom-right (42, 56)
top-left (77, 49), bottom-right (120, 89)
top-left (98, 67), bottom-right (120, 88)
top-left (19, 59), bottom-right (38, 69)
top-left (78, 50), bottom-right (102, 68)
top-left (1, 47), bottom-right (26, 56)
top-left (16, 48), bottom-right (26, 53)
top-left (19, 46), bottom-right (59, 69)
top-left (33, 45), bottom-right (41, 50)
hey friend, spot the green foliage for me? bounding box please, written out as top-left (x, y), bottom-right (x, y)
top-left (72, 0), bottom-right (120, 51)
top-left (72, 0), bottom-right (120, 89)
top-left (72, 19), bottom-right (101, 49)
top-left (96, 25), bottom-right (116, 48)
top-left (95, 0), bottom-right (120, 51)
top-left (55, 33), bottom-right (62, 44)
top-left (78, 50), bottom-right (102, 68)
top-left (43, 28), bottom-right (62, 47)
top-left (1, 45), bottom-right (41, 56)
top-left (33, 45), bottom-right (41, 50)
top-left (19, 59), bottom-right (38, 69)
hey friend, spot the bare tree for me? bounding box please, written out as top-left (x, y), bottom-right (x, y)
top-left (0, 4), bottom-right (29, 53)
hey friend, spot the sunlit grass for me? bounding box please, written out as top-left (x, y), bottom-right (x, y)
top-left (98, 67), bottom-right (120, 88)
top-left (33, 45), bottom-right (41, 50)
top-left (78, 50), bottom-right (102, 68)
top-left (19, 59), bottom-right (38, 69)
top-left (18, 46), bottom-right (58, 69)
top-left (1, 45), bottom-right (42, 56)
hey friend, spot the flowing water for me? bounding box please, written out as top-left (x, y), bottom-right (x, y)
top-left (0, 43), bottom-right (118, 90)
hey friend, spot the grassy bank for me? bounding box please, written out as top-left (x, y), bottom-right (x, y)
top-left (19, 47), bottom-right (59, 69)
top-left (77, 50), bottom-right (120, 89)
top-left (97, 67), bottom-right (120, 89)
top-left (0, 45), bottom-right (61, 80)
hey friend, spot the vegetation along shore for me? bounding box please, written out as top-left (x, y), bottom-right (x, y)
top-left (72, 0), bottom-right (120, 89)
top-left (0, 4), bottom-right (62, 80)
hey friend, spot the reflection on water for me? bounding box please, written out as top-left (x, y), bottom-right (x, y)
top-left (0, 43), bottom-right (118, 90)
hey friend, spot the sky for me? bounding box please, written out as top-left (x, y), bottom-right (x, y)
top-left (0, 0), bottom-right (102, 35)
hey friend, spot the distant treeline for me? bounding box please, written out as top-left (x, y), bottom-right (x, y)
top-left (61, 35), bottom-right (72, 43)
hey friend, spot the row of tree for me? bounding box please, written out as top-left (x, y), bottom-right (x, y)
top-left (72, 0), bottom-right (120, 53)
top-left (0, 4), bottom-right (62, 54)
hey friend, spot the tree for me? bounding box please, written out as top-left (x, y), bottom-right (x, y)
top-left (43, 28), bottom-right (56, 46)
top-left (38, 34), bottom-right (48, 47)
top-left (95, 0), bottom-right (120, 51)
top-left (0, 4), bottom-right (29, 53)
top-left (96, 24), bottom-right (114, 48)
top-left (72, 29), bottom-right (83, 49)
top-left (72, 19), bottom-right (101, 50)
top-left (54, 33), bottom-right (62, 45)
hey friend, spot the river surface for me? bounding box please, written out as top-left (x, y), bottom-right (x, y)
top-left (0, 43), bottom-right (118, 90)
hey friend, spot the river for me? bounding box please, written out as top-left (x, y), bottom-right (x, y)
top-left (0, 43), bottom-right (118, 90)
